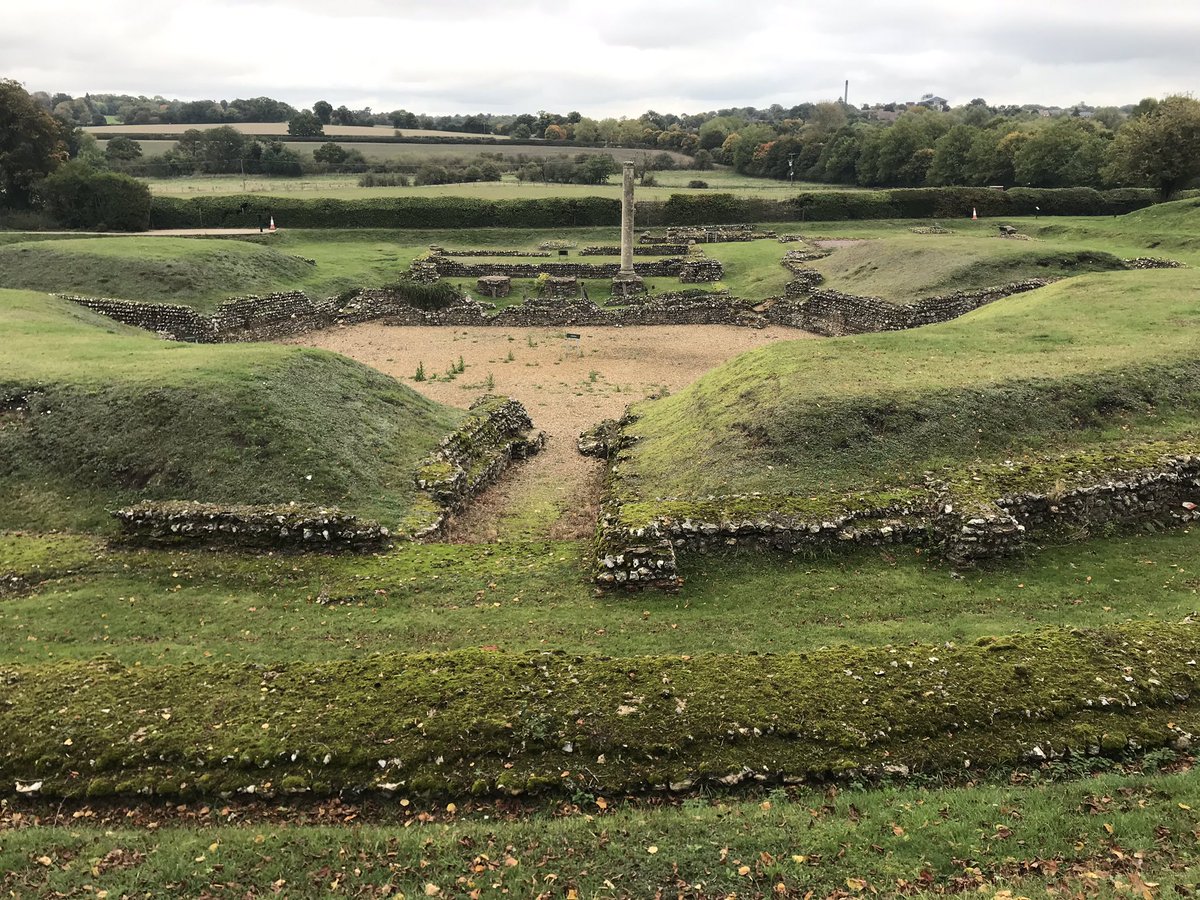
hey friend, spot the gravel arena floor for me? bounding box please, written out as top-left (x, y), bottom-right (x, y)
top-left (286, 324), bottom-right (811, 542)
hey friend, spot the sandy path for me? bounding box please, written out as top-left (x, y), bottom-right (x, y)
top-left (285, 324), bottom-right (813, 541)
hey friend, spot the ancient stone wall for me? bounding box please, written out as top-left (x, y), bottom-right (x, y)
top-left (112, 501), bottom-right (391, 551)
top-left (592, 435), bottom-right (1200, 590)
top-left (431, 257), bottom-right (685, 279)
top-left (413, 396), bottom-right (546, 538)
top-left (579, 245), bottom-right (688, 256)
top-left (767, 280), bottom-right (1051, 336)
top-left (64, 296), bottom-right (217, 342)
top-left (434, 247), bottom-right (551, 258)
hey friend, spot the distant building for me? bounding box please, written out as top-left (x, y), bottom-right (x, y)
top-left (914, 94), bottom-right (949, 111)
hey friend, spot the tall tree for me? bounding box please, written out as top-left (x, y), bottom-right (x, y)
top-left (312, 100), bottom-right (333, 125)
top-left (1105, 95), bottom-right (1200, 198)
top-left (0, 79), bottom-right (68, 207)
top-left (287, 110), bottom-right (324, 137)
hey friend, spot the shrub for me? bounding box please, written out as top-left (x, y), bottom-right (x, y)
top-left (38, 163), bottom-right (151, 230)
top-left (687, 180), bottom-right (709, 189)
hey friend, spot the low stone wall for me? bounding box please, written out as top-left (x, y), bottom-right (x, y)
top-left (112, 501), bottom-right (391, 551)
top-left (768, 280), bottom-right (1051, 336)
top-left (1125, 257), bottom-right (1186, 270)
top-left (431, 256), bottom-right (685, 279)
top-left (784, 268), bottom-right (825, 296)
top-left (434, 247), bottom-right (551, 258)
top-left (476, 275), bottom-right (511, 298)
top-left (65, 296), bottom-right (218, 342)
top-left (579, 245), bottom-right (688, 256)
top-left (538, 276), bottom-right (578, 299)
top-left (414, 396), bottom-right (546, 537)
top-left (679, 256), bottom-right (725, 283)
top-left (941, 455), bottom-right (1200, 564)
top-left (660, 225), bottom-right (776, 243)
top-left (592, 434), bottom-right (1200, 589)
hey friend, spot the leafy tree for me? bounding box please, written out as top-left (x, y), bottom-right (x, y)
top-left (0, 79), bottom-right (68, 207)
top-left (250, 141), bottom-right (302, 176)
top-left (38, 161), bottom-right (151, 229)
top-left (1105, 95), bottom-right (1200, 198)
top-left (1013, 118), bottom-right (1108, 187)
top-left (104, 135), bottom-right (143, 163)
top-left (313, 100), bottom-right (333, 124)
top-left (288, 110), bottom-right (324, 137)
top-left (312, 142), bottom-right (366, 169)
top-left (927, 124), bottom-right (977, 185)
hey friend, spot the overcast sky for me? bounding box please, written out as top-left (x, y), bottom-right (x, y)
top-left (2, 0), bottom-right (1196, 116)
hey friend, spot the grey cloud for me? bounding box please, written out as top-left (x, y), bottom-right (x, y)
top-left (2, 0), bottom-right (1198, 116)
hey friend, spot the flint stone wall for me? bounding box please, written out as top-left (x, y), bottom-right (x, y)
top-left (579, 245), bottom-right (688, 256)
top-left (661, 225), bottom-right (775, 243)
top-left (942, 456), bottom-right (1200, 564)
top-left (594, 441), bottom-right (1200, 590)
top-left (538, 276), bottom-right (578, 299)
top-left (414, 396), bottom-right (546, 538)
top-left (476, 276), bottom-right (511, 298)
top-left (767, 280), bottom-right (1051, 336)
top-left (65, 296), bottom-right (218, 342)
top-left (434, 247), bottom-right (551, 258)
top-left (113, 501), bottom-right (391, 551)
top-left (431, 257), bottom-right (686, 279)
top-left (679, 257), bottom-right (725, 283)
top-left (1124, 257), bottom-right (1186, 270)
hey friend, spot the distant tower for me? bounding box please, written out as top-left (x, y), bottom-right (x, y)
top-left (844, 80), bottom-right (849, 106)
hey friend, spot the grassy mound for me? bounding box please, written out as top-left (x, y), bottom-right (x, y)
top-left (623, 270), bottom-right (1200, 500)
top-left (2, 623), bottom-right (1196, 801)
top-left (0, 290), bottom-right (462, 532)
top-left (809, 235), bottom-right (1126, 299)
top-left (0, 237), bottom-right (318, 312)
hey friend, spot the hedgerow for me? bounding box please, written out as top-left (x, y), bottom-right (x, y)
top-left (147, 188), bottom-right (1171, 231)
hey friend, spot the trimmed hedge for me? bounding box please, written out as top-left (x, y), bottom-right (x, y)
top-left (149, 195), bottom-right (622, 230)
top-left (150, 187), bottom-right (1173, 230)
top-left (2, 623), bottom-right (1197, 801)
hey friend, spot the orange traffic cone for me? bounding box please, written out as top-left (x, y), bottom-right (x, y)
top-left (269, 216), bottom-right (276, 232)
top-left (971, 207), bottom-right (978, 221)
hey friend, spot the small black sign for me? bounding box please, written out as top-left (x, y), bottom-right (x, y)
top-left (565, 332), bottom-right (581, 339)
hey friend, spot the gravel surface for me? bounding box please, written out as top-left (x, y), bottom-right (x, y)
top-left (286, 324), bottom-right (812, 541)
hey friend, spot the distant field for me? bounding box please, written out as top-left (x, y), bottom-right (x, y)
top-left (112, 138), bottom-right (693, 167)
top-left (139, 168), bottom-right (847, 200)
top-left (86, 122), bottom-right (508, 140)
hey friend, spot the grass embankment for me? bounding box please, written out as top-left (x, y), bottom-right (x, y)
top-left (0, 237), bottom-right (367, 312)
top-left (0, 290), bottom-right (462, 531)
top-left (808, 235), bottom-right (1126, 299)
top-left (623, 270), bottom-right (1200, 501)
top-left (2, 622), bottom-right (1197, 801)
top-left (6, 768), bottom-right (1200, 897)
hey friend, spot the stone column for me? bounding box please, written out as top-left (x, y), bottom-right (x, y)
top-left (611, 160), bottom-right (645, 299)
top-left (620, 160), bottom-right (636, 275)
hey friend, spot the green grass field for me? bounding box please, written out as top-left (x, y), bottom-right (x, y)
top-left (86, 122), bottom-right (513, 140)
top-left (5, 200), bottom-right (1200, 896)
top-left (136, 167), bottom-right (835, 200)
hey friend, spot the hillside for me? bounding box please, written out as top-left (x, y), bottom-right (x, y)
top-left (621, 269), bottom-right (1200, 500)
top-left (0, 290), bottom-right (462, 532)
top-left (0, 237), bottom-right (328, 311)
top-left (808, 235), bottom-right (1127, 298)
